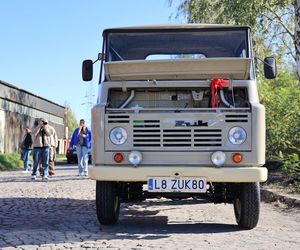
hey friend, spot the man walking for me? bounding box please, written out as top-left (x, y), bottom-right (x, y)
top-left (31, 118), bottom-right (51, 181)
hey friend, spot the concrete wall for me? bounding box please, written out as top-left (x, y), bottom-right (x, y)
top-left (0, 81), bottom-right (65, 117)
top-left (0, 80), bottom-right (65, 153)
top-left (0, 110), bottom-right (4, 153)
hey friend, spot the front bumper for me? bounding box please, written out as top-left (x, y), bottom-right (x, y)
top-left (89, 165), bottom-right (268, 182)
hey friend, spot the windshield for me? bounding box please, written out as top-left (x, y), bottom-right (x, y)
top-left (105, 29), bottom-right (249, 62)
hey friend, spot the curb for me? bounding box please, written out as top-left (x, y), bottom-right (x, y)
top-left (261, 188), bottom-right (300, 208)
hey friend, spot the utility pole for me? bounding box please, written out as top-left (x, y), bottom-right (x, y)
top-left (81, 82), bottom-right (95, 128)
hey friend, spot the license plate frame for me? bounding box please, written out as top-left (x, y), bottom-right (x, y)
top-left (147, 177), bottom-right (207, 193)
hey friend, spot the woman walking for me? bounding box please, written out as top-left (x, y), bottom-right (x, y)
top-left (70, 119), bottom-right (92, 176)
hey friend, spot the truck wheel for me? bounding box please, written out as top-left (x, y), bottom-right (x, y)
top-left (233, 183), bottom-right (260, 229)
top-left (96, 181), bottom-right (120, 225)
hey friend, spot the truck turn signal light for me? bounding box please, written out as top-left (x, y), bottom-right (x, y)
top-left (232, 153), bottom-right (243, 163)
top-left (114, 153), bottom-right (124, 163)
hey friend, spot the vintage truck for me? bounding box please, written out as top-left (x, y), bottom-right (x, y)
top-left (82, 24), bottom-right (276, 229)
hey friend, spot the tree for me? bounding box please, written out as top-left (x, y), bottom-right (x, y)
top-left (64, 102), bottom-right (78, 139)
top-left (259, 72), bottom-right (300, 175)
top-left (171, 0), bottom-right (300, 80)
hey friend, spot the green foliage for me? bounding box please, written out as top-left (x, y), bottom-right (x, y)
top-left (0, 153), bottom-right (23, 171)
top-left (288, 181), bottom-right (300, 193)
top-left (278, 152), bottom-right (300, 174)
top-left (279, 151), bottom-right (300, 192)
top-left (259, 71), bottom-right (300, 174)
top-left (56, 153), bottom-right (66, 159)
top-left (64, 102), bottom-right (78, 138)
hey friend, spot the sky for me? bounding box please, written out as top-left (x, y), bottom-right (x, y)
top-left (0, 0), bottom-right (184, 127)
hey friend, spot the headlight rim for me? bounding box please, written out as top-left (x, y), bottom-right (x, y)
top-left (109, 127), bottom-right (128, 145)
top-left (228, 126), bottom-right (247, 145)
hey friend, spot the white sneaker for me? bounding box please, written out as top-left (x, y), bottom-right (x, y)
top-left (84, 172), bottom-right (88, 176)
top-left (22, 170), bottom-right (29, 173)
top-left (31, 175), bottom-right (37, 180)
top-left (42, 176), bottom-right (49, 181)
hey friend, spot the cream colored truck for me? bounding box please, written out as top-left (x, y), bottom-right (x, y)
top-left (82, 25), bottom-right (276, 229)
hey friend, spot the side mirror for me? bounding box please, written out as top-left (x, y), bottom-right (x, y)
top-left (82, 60), bottom-right (93, 81)
top-left (264, 57), bottom-right (276, 79)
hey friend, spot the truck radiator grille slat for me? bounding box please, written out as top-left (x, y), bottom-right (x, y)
top-left (194, 134), bottom-right (222, 137)
top-left (194, 129), bottom-right (222, 132)
top-left (194, 139), bottom-right (222, 142)
top-left (107, 115), bottom-right (130, 123)
top-left (133, 134), bottom-right (160, 137)
top-left (133, 129), bottom-right (160, 133)
top-left (225, 114), bottom-right (248, 123)
top-left (134, 139), bottom-right (160, 142)
top-left (133, 125), bottom-right (160, 128)
top-left (133, 144), bottom-right (161, 147)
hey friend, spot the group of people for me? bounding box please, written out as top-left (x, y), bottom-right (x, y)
top-left (20, 118), bottom-right (91, 181)
top-left (20, 118), bottom-right (58, 180)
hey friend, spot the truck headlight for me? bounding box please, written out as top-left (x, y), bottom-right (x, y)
top-left (228, 127), bottom-right (247, 145)
top-left (109, 127), bottom-right (127, 145)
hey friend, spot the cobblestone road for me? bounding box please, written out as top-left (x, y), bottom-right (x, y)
top-left (0, 164), bottom-right (299, 250)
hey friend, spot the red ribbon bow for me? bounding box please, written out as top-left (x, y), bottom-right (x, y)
top-left (210, 79), bottom-right (230, 108)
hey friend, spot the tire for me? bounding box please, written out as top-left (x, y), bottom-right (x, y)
top-left (96, 181), bottom-right (120, 225)
top-left (234, 182), bottom-right (260, 229)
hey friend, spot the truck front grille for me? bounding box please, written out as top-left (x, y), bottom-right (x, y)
top-left (105, 111), bottom-right (251, 151)
top-left (132, 120), bottom-right (222, 148)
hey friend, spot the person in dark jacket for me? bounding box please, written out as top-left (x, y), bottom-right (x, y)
top-left (20, 126), bottom-right (33, 173)
top-left (70, 119), bottom-right (91, 176)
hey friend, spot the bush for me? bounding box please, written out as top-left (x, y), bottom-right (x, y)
top-left (259, 71), bottom-right (300, 175)
top-left (0, 153), bottom-right (23, 171)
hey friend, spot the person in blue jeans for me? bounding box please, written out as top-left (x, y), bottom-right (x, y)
top-left (31, 118), bottom-right (51, 181)
top-left (70, 119), bottom-right (92, 176)
top-left (20, 126), bottom-right (33, 173)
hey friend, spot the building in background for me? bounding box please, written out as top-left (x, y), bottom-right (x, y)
top-left (0, 80), bottom-right (66, 154)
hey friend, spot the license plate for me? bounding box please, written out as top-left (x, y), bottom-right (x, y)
top-left (148, 177), bottom-right (206, 193)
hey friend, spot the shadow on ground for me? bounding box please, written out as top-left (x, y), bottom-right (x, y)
top-left (0, 198), bottom-right (240, 248)
top-left (0, 197), bottom-right (241, 248)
